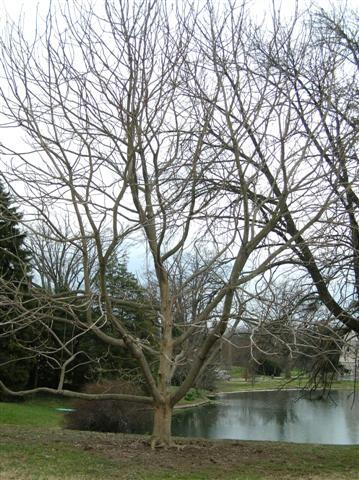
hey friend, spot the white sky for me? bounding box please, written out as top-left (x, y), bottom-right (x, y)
top-left (0, 0), bottom-right (356, 277)
top-left (0, 0), bottom-right (356, 22)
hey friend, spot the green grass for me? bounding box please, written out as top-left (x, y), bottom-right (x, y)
top-left (216, 375), bottom-right (306, 393)
top-left (179, 388), bottom-right (208, 405)
top-left (1, 382), bottom-right (358, 479)
top-left (229, 366), bottom-right (247, 377)
top-left (1, 426), bottom-right (358, 480)
top-left (0, 397), bottom-right (71, 427)
top-left (0, 440), bottom-right (120, 480)
top-left (1, 395), bottom-right (358, 480)
top-left (216, 368), bottom-right (356, 393)
top-left (126, 472), bottom-right (272, 479)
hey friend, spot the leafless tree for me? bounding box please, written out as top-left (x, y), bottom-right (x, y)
top-left (242, 278), bottom-right (344, 381)
top-left (248, 4), bottom-right (359, 334)
top-left (0, 0), bottom-right (356, 447)
top-left (27, 222), bottom-right (98, 293)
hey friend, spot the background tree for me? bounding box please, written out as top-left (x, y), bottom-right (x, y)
top-left (0, 183), bottom-right (32, 391)
top-left (26, 233), bottom-right (155, 390)
top-left (242, 280), bottom-right (344, 384)
top-left (250, 4), bottom-right (359, 334)
top-left (27, 223), bottom-right (96, 293)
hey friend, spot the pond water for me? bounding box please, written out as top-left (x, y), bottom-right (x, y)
top-left (172, 390), bottom-right (359, 444)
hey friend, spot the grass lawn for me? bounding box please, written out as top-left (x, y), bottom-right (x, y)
top-left (216, 368), bottom-right (356, 393)
top-left (0, 397), bottom-right (71, 428)
top-left (0, 433), bottom-right (119, 480)
top-left (1, 375), bottom-right (358, 479)
top-left (1, 425), bottom-right (358, 480)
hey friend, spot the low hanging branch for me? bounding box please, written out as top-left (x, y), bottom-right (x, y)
top-left (0, 381), bottom-right (154, 404)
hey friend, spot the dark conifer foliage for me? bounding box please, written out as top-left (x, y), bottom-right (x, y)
top-left (0, 183), bottom-right (32, 392)
top-left (0, 183), bottom-right (29, 281)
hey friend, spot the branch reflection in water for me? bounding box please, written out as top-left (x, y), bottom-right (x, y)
top-left (171, 390), bottom-right (359, 444)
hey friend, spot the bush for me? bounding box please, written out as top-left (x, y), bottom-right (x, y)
top-left (184, 388), bottom-right (202, 402)
top-left (65, 380), bottom-right (153, 434)
top-left (256, 359), bottom-right (282, 377)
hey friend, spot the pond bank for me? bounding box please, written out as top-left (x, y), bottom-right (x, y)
top-left (174, 398), bottom-right (212, 409)
top-left (176, 384), bottom-right (351, 409)
top-left (209, 387), bottom-right (302, 398)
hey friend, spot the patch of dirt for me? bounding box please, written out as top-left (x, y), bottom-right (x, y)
top-left (0, 425), bottom-right (273, 473)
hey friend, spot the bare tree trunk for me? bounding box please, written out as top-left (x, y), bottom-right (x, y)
top-left (151, 400), bottom-right (173, 448)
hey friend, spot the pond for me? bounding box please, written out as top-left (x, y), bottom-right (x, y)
top-left (172, 390), bottom-right (359, 444)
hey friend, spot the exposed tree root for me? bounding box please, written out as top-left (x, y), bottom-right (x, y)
top-left (150, 436), bottom-right (184, 450)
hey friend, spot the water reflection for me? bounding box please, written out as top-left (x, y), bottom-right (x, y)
top-left (172, 390), bottom-right (359, 444)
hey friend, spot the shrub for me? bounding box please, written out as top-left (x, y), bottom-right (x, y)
top-left (184, 388), bottom-right (202, 402)
top-left (65, 380), bottom-right (153, 434)
top-left (256, 359), bottom-right (282, 377)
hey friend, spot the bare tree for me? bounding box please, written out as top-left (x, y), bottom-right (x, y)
top-left (0, 0), bottom-right (356, 447)
top-left (248, 4), bottom-right (359, 335)
top-left (243, 278), bottom-right (345, 382)
top-left (27, 222), bottom-right (98, 293)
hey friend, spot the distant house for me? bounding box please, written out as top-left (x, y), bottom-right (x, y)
top-left (339, 333), bottom-right (359, 377)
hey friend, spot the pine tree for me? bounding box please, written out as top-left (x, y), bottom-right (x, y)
top-left (103, 253), bottom-right (155, 338)
top-left (0, 184), bottom-right (29, 281)
top-left (0, 183), bottom-right (32, 392)
top-left (82, 252), bottom-right (157, 385)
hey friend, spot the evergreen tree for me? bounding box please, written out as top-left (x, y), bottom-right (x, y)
top-left (85, 252), bottom-right (156, 384)
top-left (0, 183), bottom-right (32, 392)
top-left (103, 253), bottom-right (155, 338)
top-left (21, 247), bottom-right (156, 390)
top-left (0, 185), bottom-right (29, 281)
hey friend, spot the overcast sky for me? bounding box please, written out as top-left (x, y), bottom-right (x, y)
top-left (0, 0), bottom-right (356, 276)
top-left (0, 0), bottom-right (356, 23)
